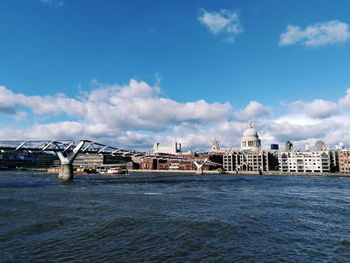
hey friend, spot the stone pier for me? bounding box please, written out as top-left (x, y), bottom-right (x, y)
top-left (57, 141), bottom-right (85, 182)
top-left (194, 158), bottom-right (207, 175)
top-left (58, 163), bottom-right (74, 181)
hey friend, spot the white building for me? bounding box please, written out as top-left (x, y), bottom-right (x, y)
top-left (240, 120), bottom-right (261, 151)
top-left (278, 151), bottom-right (330, 173)
top-left (153, 142), bottom-right (181, 155)
top-left (223, 149), bottom-right (271, 172)
top-left (223, 120), bottom-right (272, 172)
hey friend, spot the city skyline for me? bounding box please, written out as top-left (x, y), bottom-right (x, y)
top-left (1, 0), bottom-right (350, 151)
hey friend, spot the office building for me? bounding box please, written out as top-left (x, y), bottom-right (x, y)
top-left (153, 142), bottom-right (181, 154)
top-left (278, 151), bottom-right (331, 173)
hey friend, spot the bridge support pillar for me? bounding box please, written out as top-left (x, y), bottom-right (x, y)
top-left (57, 141), bottom-right (85, 182)
top-left (196, 167), bottom-right (203, 175)
top-left (194, 158), bottom-right (207, 175)
top-left (58, 163), bottom-right (74, 181)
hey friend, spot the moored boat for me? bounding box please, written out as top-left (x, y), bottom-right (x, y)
top-left (105, 166), bottom-right (128, 175)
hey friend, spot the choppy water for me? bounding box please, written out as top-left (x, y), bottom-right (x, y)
top-left (1, 171), bottom-right (350, 262)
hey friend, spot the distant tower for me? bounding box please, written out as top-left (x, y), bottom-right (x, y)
top-left (315, 140), bottom-right (326, 151)
top-left (211, 138), bottom-right (220, 152)
top-left (336, 142), bottom-right (344, 151)
top-left (285, 141), bottom-right (293, 151)
top-left (305, 143), bottom-right (310, 151)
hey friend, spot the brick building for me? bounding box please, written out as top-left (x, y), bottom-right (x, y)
top-left (139, 153), bottom-right (223, 171)
top-left (338, 151), bottom-right (350, 173)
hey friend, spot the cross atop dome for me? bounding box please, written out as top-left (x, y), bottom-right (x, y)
top-left (248, 119), bottom-right (253, 128)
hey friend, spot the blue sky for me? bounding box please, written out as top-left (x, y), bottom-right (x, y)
top-left (1, 0), bottom-right (350, 150)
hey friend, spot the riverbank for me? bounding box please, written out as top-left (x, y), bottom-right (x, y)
top-left (128, 169), bottom-right (222, 174)
top-left (262, 170), bottom-right (350, 177)
top-left (7, 167), bottom-right (350, 178)
top-left (129, 169), bottom-right (350, 177)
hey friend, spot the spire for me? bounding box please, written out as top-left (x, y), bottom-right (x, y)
top-left (211, 138), bottom-right (220, 152)
top-left (248, 118), bottom-right (253, 128)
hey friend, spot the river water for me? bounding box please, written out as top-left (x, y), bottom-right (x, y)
top-left (1, 171), bottom-right (350, 262)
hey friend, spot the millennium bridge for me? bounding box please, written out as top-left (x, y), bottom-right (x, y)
top-left (0, 140), bottom-right (133, 181)
top-left (0, 140), bottom-right (220, 181)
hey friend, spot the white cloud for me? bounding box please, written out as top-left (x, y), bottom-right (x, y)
top-left (338, 87), bottom-right (350, 107)
top-left (3, 80), bottom-right (350, 151)
top-left (38, 0), bottom-right (63, 7)
top-left (198, 8), bottom-right (243, 43)
top-left (0, 80), bottom-right (232, 143)
top-left (233, 101), bottom-right (271, 120)
top-left (0, 86), bottom-right (17, 115)
top-left (279, 20), bottom-right (350, 47)
top-left (290, 99), bottom-right (339, 119)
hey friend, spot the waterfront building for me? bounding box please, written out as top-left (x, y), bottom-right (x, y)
top-left (338, 151), bottom-right (350, 173)
top-left (36, 153), bottom-right (58, 168)
top-left (140, 157), bottom-right (171, 170)
top-left (140, 152), bottom-right (223, 171)
top-left (330, 151), bottom-right (339, 172)
top-left (0, 150), bottom-right (57, 169)
top-left (140, 157), bottom-right (208, 171)
top-left (278, 151), bottom-right (331, 173)
top-left (73, 153), bottom-right (133, 169)
top-left (223, 120), bottom-right (273, 172)
top-left (139, 157), bottom-right (156, 170)
top-left (153, 142), bottom-right (181, 155)
top-left (223, 149), bottom-right (271, 172)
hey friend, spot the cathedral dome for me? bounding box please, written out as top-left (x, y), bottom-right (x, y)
top-left (243, 127), bottom-right (258, 138)
top-left (240, 120), bottom-right (261, 151)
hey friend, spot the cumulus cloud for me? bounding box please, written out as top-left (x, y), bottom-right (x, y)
top-left (290, 99), bottom-right (339, 119)
top-left (279, 20), bottom-right (350, 47)
top-left (0, 86), bottom-right (17, 115)
top-left (233, 101), bottom-right (272, 120)
top-left (198, 8), bottom-right (243, 43)
top-left (0, 80), bottom-right (233, 132)
top-left (0, 80), bottom-right (234, 149)
top-left (265, 121), bottom-right (327, 143)
top-left (338, 87), bottom-right (350, 107)
top-left (3, 80), bottom-right (350, 151)
top-left (38, 0), bottom-right (64, 8)
top-left (174, 121), bottom-right (247, 151)
top-left (0, 86), bottom-right (86, 117)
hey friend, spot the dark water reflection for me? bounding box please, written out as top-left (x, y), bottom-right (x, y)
top-left (1, 171), bottom-right (350, 262)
